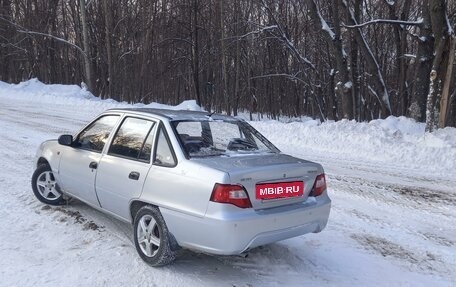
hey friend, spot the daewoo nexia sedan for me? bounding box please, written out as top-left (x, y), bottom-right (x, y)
top-left (32, 108), bottom-right (331, 266)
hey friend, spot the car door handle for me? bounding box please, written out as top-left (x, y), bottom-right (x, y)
top-left (129, 171), bottom-right (140, 180)
top-left (89, 161), bottom-right (98, 169)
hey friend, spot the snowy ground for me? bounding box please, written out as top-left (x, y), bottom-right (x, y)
top-left (0, 79), bottom-right (455, 286)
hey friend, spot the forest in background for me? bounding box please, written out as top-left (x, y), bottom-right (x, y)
top-left (0, 0), bottom-right (455, 129)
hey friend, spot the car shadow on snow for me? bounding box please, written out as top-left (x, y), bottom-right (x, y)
top-left (168, 241), bottom-right (326, 285)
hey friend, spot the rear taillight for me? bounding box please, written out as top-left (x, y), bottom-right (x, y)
top-left (210, 184), bottom-right (252, 208)
top-left (310, 174), bottom-right (326, 197)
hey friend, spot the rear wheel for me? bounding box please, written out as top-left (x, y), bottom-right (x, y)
top-left (133, 205), bottom-right (176, 266)
top-left (31, 164), bottom-right (65, 205)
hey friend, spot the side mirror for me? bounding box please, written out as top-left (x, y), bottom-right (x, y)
top-left (58, 134), bottom-right (73, 146)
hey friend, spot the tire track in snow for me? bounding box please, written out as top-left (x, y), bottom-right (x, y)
top-left (0, 109), bottom-right (78, 135)
top-left (350, 234), bottom-right (449, 274)
top-left (327, 174), bottom-right (455, 277)
top-left (330, 174), bottom-right (455, 213)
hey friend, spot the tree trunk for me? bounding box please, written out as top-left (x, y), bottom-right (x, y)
top-left (342, 0), bottom-right (391, 117)
top-left (438, 35), bottom-right (455, 127)
top-left (387, 0), bottom-right (411, 115)
top-left (233, 0), bottom-right (241, 116)
top-left (218, 0), bottom-right (229, 114)
top-left (79, 0), bottom-right (94, 93)
top-left (102, 0), bottom-right (114, 99)
top-left (350, 0), bottom-right (361, 120)
top-left (331, 0), bottom-right (353, 119)
top-left (192, 0), bottom-right (202, 107)
top-left (0, 0), bottom-right (12, 82)
top-left (305, 0), bottom-right (352, 119)
top-left (449, 89), bottom-right (456, 127)
top-left (409, 2), bottom-right (434, 122)
top-left (425, 0), bottom-right (453, 131)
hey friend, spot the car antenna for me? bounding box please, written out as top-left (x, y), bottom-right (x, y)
top-left (207, 110), bottom-right (216, 117)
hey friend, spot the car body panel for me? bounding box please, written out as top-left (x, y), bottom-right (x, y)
top-left (58, 147), bottom-right (103, 206)
top-left (35, 140), bottom-right (62, 178)
top-left (161, 193), bottom-right (330, 254)
top-left (140, 160), bottom-right (229, 218)
top-left (96, 154), bottom-right (152, 220)
top-left (192, 154), bottom-right (323, 209)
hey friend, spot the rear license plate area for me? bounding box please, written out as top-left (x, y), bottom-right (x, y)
top-left (255, 181), bottom-right (304, 199)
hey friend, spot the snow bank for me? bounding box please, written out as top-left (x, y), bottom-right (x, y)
top-left (0, 78), bottom-right (203, 111)
top-left (2, 78), bottom-right (96, 100)
top-left (1, 79), bottom-right (454, 176)
top-left (140, 99), bottom-right (203, 111)
top-left (252, 116), bottom-right (456, 176)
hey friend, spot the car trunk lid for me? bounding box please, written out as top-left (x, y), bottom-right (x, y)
top-left (192, 153), bottom-right (322, 210)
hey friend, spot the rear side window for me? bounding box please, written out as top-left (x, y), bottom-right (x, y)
top-left (108, 117), bottom-right (155, 162)
top-left (175, 121), bottom-right (202, 139)
top-left (154, 127), bottom-right (176, 167)
top-left (76, 115), bottom-right (120, 153)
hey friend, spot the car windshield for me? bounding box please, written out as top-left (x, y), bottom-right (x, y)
top-left (172, 120), bottom-right (279, 157)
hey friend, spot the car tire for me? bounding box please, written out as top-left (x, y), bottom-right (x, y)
top-left (133, 205), bottom-right (176, 266)
top-left (31, 164), bottom-right (65, 205)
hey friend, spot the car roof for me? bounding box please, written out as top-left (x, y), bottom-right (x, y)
top-left (106, 107), bottom-right (239, 122)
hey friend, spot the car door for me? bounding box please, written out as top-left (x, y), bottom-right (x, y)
top-left (58, 114), bottom-right (121, 206)
top-left (95, 116), bottom-right (157, 220)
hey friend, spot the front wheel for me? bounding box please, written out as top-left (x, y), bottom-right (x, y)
top-left (31, 164), bottom-right (65, 205)
top-left (133, 205), bottom-right (176, 266)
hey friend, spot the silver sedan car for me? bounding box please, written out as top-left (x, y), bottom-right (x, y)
top-left (32, 108), bottom-right (331, 266)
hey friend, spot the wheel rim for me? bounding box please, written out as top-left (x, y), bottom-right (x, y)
top-left (36, 171), bottom-right (61, 200)
top-left (137, 214), bottom-right (161, 257)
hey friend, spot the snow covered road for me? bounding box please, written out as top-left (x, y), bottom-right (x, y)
top-left (0, 80), bottom-right (455, 286)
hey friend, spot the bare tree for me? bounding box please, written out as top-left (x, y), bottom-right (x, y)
top-left (425, 0), bottom-right (455, 131)
top-left (79, 0), bottom-right (94, 92)
top-left (306, 0), bottom-right (353, 119)
top-left (409, 2), bottom-right (434, 122)
top-left (102, 0), bottom-right (114, 99)
top-left (1, 0), bottom-right (455, 127)
top-left (342, 0), bottom-right (391, 117)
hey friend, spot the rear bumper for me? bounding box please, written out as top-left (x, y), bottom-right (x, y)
top-left (161, 195), bottom-right (331, 255)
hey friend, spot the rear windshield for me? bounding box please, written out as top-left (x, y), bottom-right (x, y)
top-left (172, 120), bottom-right (279, 157)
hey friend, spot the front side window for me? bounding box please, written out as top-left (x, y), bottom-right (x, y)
top-left (173, 120), bottom-right (278, 157)
top-left (108, 117), bottom-right (155, 161)
top-left (76, 115), bottom-right (120, 152)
